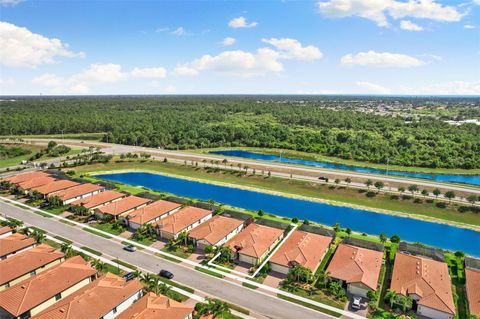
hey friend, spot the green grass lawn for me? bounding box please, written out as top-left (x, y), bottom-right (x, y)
top-left (130, 236), bottom-right (156, 246)
top-left (91, 222), bottom-right (125, 235)
top-left (0, 143), bottom-right (44, 168)
top-left (161, 245), bottom-right (191, 259)
top-left (195, 266), bottom-right (225, 278)
top-left (83, 227), bottom-right (112, 239)
top-left (72, 160), bottom-right (480, 228)
top-left (277, 293), bottom-right (342, 318)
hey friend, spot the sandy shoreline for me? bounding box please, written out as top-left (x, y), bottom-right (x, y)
top-left (89, 168), bottom-right (480, 233)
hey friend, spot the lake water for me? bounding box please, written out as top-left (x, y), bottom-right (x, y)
top-left (98, 172), bottom-right (480, 256)
top-left (210, 150), bottom-right (480, 186)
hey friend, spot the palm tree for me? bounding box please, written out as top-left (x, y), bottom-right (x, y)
top-left (132, 269), bottom-right (142, 278)
top-left (384, 289), bottom-right (397, 308)
top-left (31, 229), bottom-right (46, 243)
top-left (445, 191), bottom-right (456, 202)
top-left (92, 259), bottom-right (108, 274)
top-left (2, 218), bottom-right (23, 230)
top-left (317, 270), bottom-right (330, 288)
top-left (210, 299), bottom-right (230, 318)
top-left (433, 188), bottom-right (441, 198)
top-left (60, 243), bottom-right (76, 258)
top-left (365, 179), bottom-right (373, 189)
top-left (379, 233), bottom-right (387, 243)
top-left (140, 273), bottom-right (154, 285)
top-left (177, 231), bottom-right (188, 246)
top-left (408, 184), bottom-right (418, 195)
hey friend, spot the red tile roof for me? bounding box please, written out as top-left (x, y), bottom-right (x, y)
top-left (117, 292), bottom-right (193, 319)
top-left (390, 252), bottom-right (455, 315)
top-left (0, 233), bottom-right (36, 258)
top-left (97, 196), bottom-right (150, 216)
top-left (127, 200), bottom-right (181, 225)
top-left (0, 256), bottom-right (97, 317)
top-left (71, 190), bottom-right (126, 209)
top-left (466, 267), bottom-right (480, 316)
top-left (0, 244), bottom-right (65, 286)
top-left (4, 171), bottom-right (51, 184)
top-left (226, 223), bottom-right (284, 259)
top-left (32, 179), bottom-right (79, 195)
top-left (154, 206), bottom-right (212, 235)
top-left (51, 183), bottom-right (105, 201)
top-left (270, 230), bottom-right (332, 271)
top-left (0, 226), bottom-right (13, 236)
top-left (326, 243), bottom-right (383, 290)
top-left (32, 273), bottom-right (144, 319)
top-left (17, 176), bottom-right (57, 190)
top-left (188, 215), bottom-right (243, 246)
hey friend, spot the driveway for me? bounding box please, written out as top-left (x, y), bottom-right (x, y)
top-left (188, 248), bottom-right (206, 263)
top-left (263, 271), bottom-right (286, 289)
top-left (343, 294), bottom-right (368, 317)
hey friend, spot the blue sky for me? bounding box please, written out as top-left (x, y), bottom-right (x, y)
top-left (0, 0), bottom-right (479, 95)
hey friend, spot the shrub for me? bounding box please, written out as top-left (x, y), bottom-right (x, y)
top-left (413, 198), bottom-right (422, 204)
top-left (436, 202), bottom-right (447, 209)
top-left (390, 195), bottom-right (399, 200)
top-left (366, 191), bottom-right (376, 198)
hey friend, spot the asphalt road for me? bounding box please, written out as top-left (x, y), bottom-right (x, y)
top-left (0, 199), bottom-right (333, 319)
top-left (26, 138), bottom-right (480, 197)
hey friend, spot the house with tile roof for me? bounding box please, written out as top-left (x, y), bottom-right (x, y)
top-left (0, 226), bottom-right (13, 239)
top-left (0, 256), bottom-right (97, 319)
top-left (3, 171), bottom-right (51, 185)
top-left (71, 190), bottom-right (126, 210)
top-left (390, 252), bottom-right (455, 319)
top-left (17, 176), bottom-right (57, 193)
top-left (0, 244), bottom-right (65, 291)
top-left (116, 292), bottom-right (193, 319)
top-left (226, 223), bottom-right (284, 265)
top-left (466, 265), bottom-right (480, 318)
top-left (32, 273), bottom-right (144, 319)
top-left (0, 233), bottom-right (36, 260)
top-left (95, 196), bottom-right (150, 220)
top-left (30, 179), bottom-right (79, 197)
top-left (154, 206), bottom-right (213, 240)
top-left (50, 183), bottom-right (106, 205)
top-left (326, 243), bottom-right (383, 298)
top-left (188, 215), bottom-right (244, 249)
top-left (269, 230), bottom-right (332, 274)
top-left (126, 200), bottom-right (182, 230)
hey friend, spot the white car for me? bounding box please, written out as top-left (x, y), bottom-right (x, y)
top-left (351, 296), bottom-right (362, 310)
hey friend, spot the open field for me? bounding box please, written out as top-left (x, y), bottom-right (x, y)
top-left (70, 159), bottom-right (480, 228)
top-left (0, 143), bottom-right (43, 168)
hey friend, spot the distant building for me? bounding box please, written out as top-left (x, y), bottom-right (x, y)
top-left (126, 200), bottom-right (181, 230)
top-left (95, 196), bottom-right (150, 220)
top-left (154, 206), bottom-right (213, 240)
top-left (71, 190), bottom-right (126, 210)
top-left (31, 180), bottom-right (79, 198)
top-left (188, 215), bottom-right (244, 249)
top-left (50, 183), bottom-right (106, 205)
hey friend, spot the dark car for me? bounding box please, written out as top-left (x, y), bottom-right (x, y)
top-left (123, 245), bottom-right (137, 252)
top-left (318, 176), bottom-right (329, 182)
top-left (123, 272), bottom-right (136, 282)
top-left (159, 269), bottom-right (174, 279)
top-left (85, 216), bottom-right (96, 223)
top-left (39, 202), bottom-right (49, 208)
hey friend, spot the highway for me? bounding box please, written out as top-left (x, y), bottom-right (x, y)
top-left (0, 199), bottom-right (336, 319)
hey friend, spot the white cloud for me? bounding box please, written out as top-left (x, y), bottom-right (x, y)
top-left (341, 51), bottom-right (423, 67)
top-left (162, 85), bottom-right (177, 93)
top-left (171, 27), bottom-right (186, 36)
top-left (32, 73), bottom-right (64, 87)
top-left (317, 0), bottom-right (464, 27)
top-left (155, 27), bottom-right (169, 33)
top-left (400, 20), bottom-right (423, 31)
top-left (414, 81), bottom-right (480, 95)
top-left (0, 21), bottom-right (84, 68)
top-left (222, 37), bottom-right (236, 46)
top-left (0, 77), bottom-right (15, 85)
top-left (131, 67), bottom-right (167, 78)
top-left (73, 63), bottom-right (127, 83)
top-left (464, 24), bottom-right (476, 29)
top-left (0, 0), bottom-right (24, 6)
top-left (228, 16), bottom-right (258, 28)
top-left (356, 81), bottom-right (391, 94)
top-left (172, 65), bottom-right (200, 76)
top-left (262, 38), bottom-right (323, 60)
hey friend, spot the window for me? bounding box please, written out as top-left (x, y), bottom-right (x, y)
top-left (55, 293), bottom-right (61, 301)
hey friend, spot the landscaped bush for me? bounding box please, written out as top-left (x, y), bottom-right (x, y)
top-left (366, 191), bottom-right (376, 198)
top-left (436, 202), bottom-right (447, 208)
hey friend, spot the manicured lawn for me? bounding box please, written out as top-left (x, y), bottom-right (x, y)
top-left (195, 266), bottom-right (225, 278)
top-left (43, 206), bottom-right (68, 215)
top-left (83, 227), bottom-right (112, 239)
top-left (80, 246), bottom-right (102, 256)
top-left (130, 236), bottom-right (156, 246)
top-left (0, 144), bottom-right (43, 168)
top-left (161, 246), bottom-right (191, 259)
top-left (72, 160), bottom-right (480, 227)
top-left (91, 222), bottom-right (125, 235)
top-left (277, 294), bottom-right (342, 318)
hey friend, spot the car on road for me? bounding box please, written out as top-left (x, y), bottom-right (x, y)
top-left (123, 272), bottom-right (136, 281)
top-left (159, 269), bottom-right (174, 279)
top-left (123, 245), bottom-right (136, 252)
top-left (318, 176), bottom-right (329, 182)
top-left (351, 296), bottom-right (362, 310)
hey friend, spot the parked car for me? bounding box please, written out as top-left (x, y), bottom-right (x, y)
top-left (39, 202), bottom-right (49, 208)
top-left (123, 272), bottom-right (135, 281)
top-left (85, 215), bottom-right (96, 223)
top-left (159, 269), bottom-right (174, 279)
top-left (351, 296), bottom-right (362, 310)
top-left (318, 176), bottom-right (329, 182)
top-left (123, 245), bottom-right (136, 252)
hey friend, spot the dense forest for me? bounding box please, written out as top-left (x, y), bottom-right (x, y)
top-left (1, 96), bottom-right (479, 169)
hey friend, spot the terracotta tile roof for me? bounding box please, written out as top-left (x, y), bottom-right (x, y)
top-left (32, 273), bottom-right (144, 319)
top-left (188, 215), bottom-right (243, 246)
top-left (226, 223), bottom-right (284, 259)
top-left (270, 230), bottom-right (332, 271)
top-left (0, 226), bottom-right (12, 236)
top-left (326, 243), bottom-right (383, 291)
top-left (97, 196), bottom-right (150, 216)
top-left (466, 267), bottom-right (480, 316)
top-left (51, 183), bottom-right (105, 201)
top-left (117, 292), bottom-right (193, 319)
top-left (390, 252), bottom-right (455, 315)
top-left (0, 256), bottom-right (97, 317)
top-left (0, 233), bottom-right (36, 257)
top-left (154, 206), bottom-right (212, 235)
top-left (127, 200), bottom-right (181, 225)
top-left (18, 176), bottom-right (57, 190)
top-left (71, 190), bottom-right (125, 209)
top-left (32, 179), bottom-right (79, 195)
top-left (0, 244), bottom-right (64, 286)
top-left (4, 171), bottom-right (51, 184)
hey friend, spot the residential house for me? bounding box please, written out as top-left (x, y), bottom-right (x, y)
top-left (50, 183), bottom-right (106, 205)
top-left (154, 206), bottom-right (213, 240)
top-left (326, 243), bottom-right (383, 298)
top-left (226, 223), bottom-right (284, 265)
top-left (71, 190), bottom-right (126, 211)
top-left (0, 256), bottom-right (97, 319)
top-left (188, 215), bottom-right (244, 249)
top-left (116, 292), bottom-right (193, 319)
top-left (0, 233), bottom-right (36, 260)
top-left (390, 252), bottom-right (455, 319)
top-left (95, 196), bottom-right (150, 220)
top-left (269, 230), bottom-right (332, 274)
top-left (0, 226), bottom-right (13, 239)
top-left (465, 259), bottom-right (480, 318)
top-left (17, 176), bottom-right (57, 194)
top-left (30, 180), bottom-right (79, 198)
top-left (3, 172), bottom-right (51, 185)
top-left (126, 200), bottom-right (181, 231)
top-left (0, 244), bottom-right (65, 291)
top-left (32, 273), bottom-right (144, 319)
